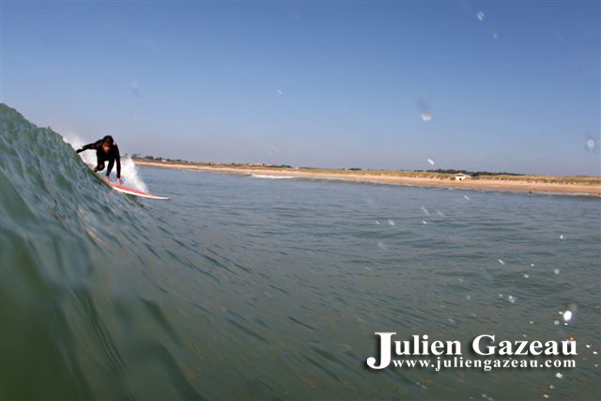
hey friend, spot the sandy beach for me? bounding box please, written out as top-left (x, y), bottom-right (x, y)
top-left (133, 159), bottom-right (601, 196)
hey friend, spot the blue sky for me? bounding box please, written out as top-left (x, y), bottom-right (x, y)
top-left (2, 1), bottom-right (599, 175)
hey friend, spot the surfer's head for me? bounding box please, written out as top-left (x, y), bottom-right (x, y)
top-left (101, 135), bottom-right (114, 153)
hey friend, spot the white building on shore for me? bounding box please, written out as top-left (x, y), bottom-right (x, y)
top-left (454, 173), bottom-right (471, 181)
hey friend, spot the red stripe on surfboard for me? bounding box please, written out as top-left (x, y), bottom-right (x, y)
top-left (108, 183), bottom-right (169, 199)
top-left (108, 183), bottom-right (150, 196)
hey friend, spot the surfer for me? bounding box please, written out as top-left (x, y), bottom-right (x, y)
top-left (76, 135), bottom-right (121, 184)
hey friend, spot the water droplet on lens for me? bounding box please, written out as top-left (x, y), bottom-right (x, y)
top-left (130, 81), bottom-right (141, 97)
top-left (554, 269), bottom-right (560, 275)
top-left (427, 158), bottom-right (435, 165)
top-left (498, 259), bottom-right (505, 266)
top-left (524, 274), bottom-right (529, 279)
top-left (563, 311), bottom-right (572, 322)
top-left (388, 219), bottom-right (395, 226)
top-left (585, 136), bottom-right (597, 153)
top-left (476, 11), bottom-right (486, 21)
top-left (507, 295), bottom-right (516, 304)
top-left (464, 195), bottom-right (471, 201)
top-left (421, 112), bottom-right (433, 122)
top-left (556, 372), bottom-right (563, 379)
top-left (554, 320), bottom-right (560, 326)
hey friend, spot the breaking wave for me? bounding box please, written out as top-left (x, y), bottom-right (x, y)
top-left (0, 104), bottom-right (204, 400)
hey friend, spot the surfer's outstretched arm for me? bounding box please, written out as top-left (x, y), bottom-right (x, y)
top-left (76, 140), bottom-right (101, 153)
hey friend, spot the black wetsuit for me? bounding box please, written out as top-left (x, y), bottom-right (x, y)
top-left (77, 140), bottom-right (121, 179)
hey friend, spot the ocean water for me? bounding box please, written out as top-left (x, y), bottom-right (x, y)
top-left (1, 104), bottom-right (600, 400)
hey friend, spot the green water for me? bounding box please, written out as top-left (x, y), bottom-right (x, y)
top-left (1, 104), bottom-right (600, 400)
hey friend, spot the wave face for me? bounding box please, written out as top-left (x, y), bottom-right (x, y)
top-left (0, 104), bottom-right (205, 400)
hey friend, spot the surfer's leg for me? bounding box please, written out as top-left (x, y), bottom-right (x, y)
top-left (94, 149), bottom-right (106, 172)
top-left (106, 158), bottom-right (115, 177)
top-left (94, 161), bottom-right (105, 172)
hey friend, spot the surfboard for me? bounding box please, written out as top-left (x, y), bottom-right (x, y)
top-left (108, 183), bottom-right (170, 200)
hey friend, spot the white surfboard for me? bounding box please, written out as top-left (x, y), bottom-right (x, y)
top-left (108, 183), bottom-right (170, 200)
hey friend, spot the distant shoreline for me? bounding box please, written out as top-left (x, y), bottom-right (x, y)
top-left (132, 159), bottom-right (601, 196)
